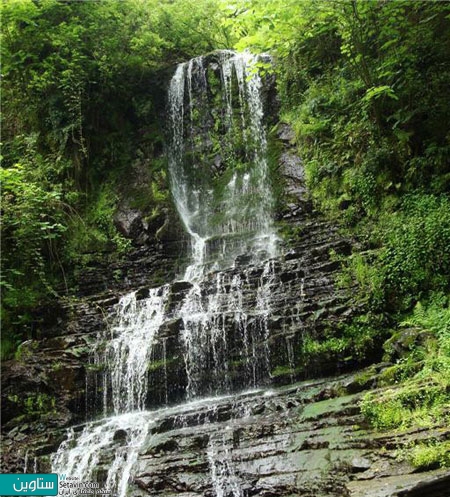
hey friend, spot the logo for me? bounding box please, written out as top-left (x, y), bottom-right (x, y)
top-left (0, 474), bottom-right (58, 496)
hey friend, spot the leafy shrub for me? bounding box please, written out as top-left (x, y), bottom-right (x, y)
top-left (409, 441), bottom-right (450, 470)
top-left (66, 183), bottom-right (132, 264)
top-left (361, 295), bottom-right (450, 431)
top-left (380, 195), bottom-right (450, 309)
top-left (339, 194), bottom-right (450, 313)
top-left (360, 383), bottom-right (448, 431)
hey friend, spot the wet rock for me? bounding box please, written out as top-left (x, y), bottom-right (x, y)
top-left (135, 287), bottom-right (150, 300)
top-left (348, 469), bottom-right (450, 497)
top-left (152, 438), bottom-right (179, 453)
top-left (277, 122), bottom-right (296, 143)
top-left (235, 254), bottom-right (253, 266)
top-left (114, 207), bottom-right (147, 242)
top-left (397, 471), bottom-right (450, 496)
top-left (279, 271), bottom-right (297, 283)
top-left (171, 281), bottom-right (193, 293)
top-left (0, 59), bottom-right (415, 492)
top-left (192, 435), bottom-right (209, 450)
top-left (383, 328), bottom-right (433, 361)
top-left (339, 199), bottom-right (352, 211)
top-left (284, 248), bottom-right (303, 261)
top-left (350, 456), bottom-right (372, 473)
top-left (117, 374), bottom-right (450, 496)
top-left (113, 429), bottom-right (128, 443)
top-left (159, 318), bottom-right (183, 337)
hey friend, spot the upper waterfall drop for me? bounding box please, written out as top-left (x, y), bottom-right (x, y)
top-left (167, 50), bottom-right (279, 280)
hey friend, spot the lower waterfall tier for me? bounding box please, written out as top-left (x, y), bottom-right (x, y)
top-left (52, 373), bottom-right (450, 497)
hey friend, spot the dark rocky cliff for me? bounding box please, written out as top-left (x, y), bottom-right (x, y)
top-left (131, 373), bottom-right (450, 497)
top-left (1, 54), bottom-right (449, 495)
top-left (1, 121), bottom-right (355, 459)
top-left (2, 130), bottom-right (449, 495)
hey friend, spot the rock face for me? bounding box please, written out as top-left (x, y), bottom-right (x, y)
top-left (0, 238), bottom-right (184, 472)
top-left (84, 132), bottom-right (360, 414)
top-left (4, 134), bottom-right (448, 493)
top-left (0, 120), bottom-right (358, 475)
top-left (2, 52), bottom-right (448, 495)
top-left (128, 372), bottom-right (450, 497)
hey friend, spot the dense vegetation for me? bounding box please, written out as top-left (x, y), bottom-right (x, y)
top-left (1, 0), bottom-right (231, 354)
top-left (2, 0), bottom-right (449, 465)
top-left (233, 0), bottom-right (450, 465)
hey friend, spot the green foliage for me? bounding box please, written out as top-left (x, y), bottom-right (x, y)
top-left (360, 295), bottom-right (450, 431)
top-left (1, 332), bottom-right (21, 362)
top-left (271, 365), bottom-right (295, 378)
top-left (66, 184), bottom-right (131, 261)
top-left (339, 194), bottom-right (450, 313)
top-left (299, 314), bottom-right (385, 373)
top-left (1, 162), bottom-right (68, 275)
top-left (1, 0), bottom-right (233, 354)
top-left (360, 383), bottom-right (448, 431)
top-left (396, 295), bottom-right (450, 378)
top-left (2, 0), bottom-right (450, 392)
top-left (7, 392), bottom-right (57, 418)
top-left (231, 0), bottom-right (450, 219)
top-left (380, 195), bottom-right (450, 309)
top-left (337, 251), bottom-right (384, 309)
top-left (1, 149), bottom-right (72, 354)
top-left (23, 393), bottom-right (57, 417)
top-left (408, 441), bottom-right (450, 470)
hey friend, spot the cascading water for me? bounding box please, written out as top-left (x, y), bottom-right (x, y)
top-left (52, 51), bottom-right (281, 496)
top-left (52, 412), bottom-right (152, 497)
top-left (208, 429), bottom-right (243, 497)
top-left (167, 50), bottom-right (278, 278)
top-left (94, 286), bottom-right (170, 415)
top-left (168, 50), bottom-right (280, 398)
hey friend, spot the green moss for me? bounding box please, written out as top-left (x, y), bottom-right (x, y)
top-left (22, 393), bottom-right (57, 417)
top-left (360, 381), bottom-right (449, 431)
top-left (271, 365), bottom-right (295, 377)
top-left (266, 126), bottom-right (286, 212)
top-left (352, 366), bottom-right (377, 387)
top-left (301, 394), bottom-right (357, 421)
top-left (85, 363), bottom-right (106, 373)
top-left (15, 340), bottom-right (39, 362)
top-left (148, 356), bottom-right (179, 372)
top-left (276, 221), bottom-right (304, 243)
top-left (377, 364), bottom-right (403, 387)
top-left (302, 336), bottom-right (347, 357)
top-left (66, 183), bottom-right (132, 263)
top-left (229, 358), bottom-right (248, 368)
top-left (298, 314), bottom-right (385, 374)
top-left (408, 441), bottom-right (450, 470)
top-left (1, 330), bottom-right (21, 361)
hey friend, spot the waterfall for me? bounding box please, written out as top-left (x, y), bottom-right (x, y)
top-left (52, 412), bottom-right (152, 497)
top-left (52, 51), bottom-right (280, 496)
top-left (94, 286), bottom-right (170, 415)
top-left (179, 261), bottom-right (279, 399)
top-left (168, 50), bottom-right (280, 399)
top-left (167, 50), bottom-right (278, 279)
top-left (208, 430), bottom-right (243, 497)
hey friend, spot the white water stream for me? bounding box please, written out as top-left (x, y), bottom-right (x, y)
top-left (52, 51), bottom-right (279, 497)
top-left (168, 50), bottom-right (278, 279)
